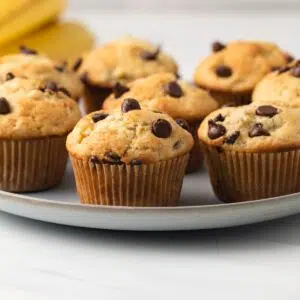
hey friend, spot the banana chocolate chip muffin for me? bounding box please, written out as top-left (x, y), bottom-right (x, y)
top-left (194, 40), bottom-right (288, 106)
top-left (0, 46), bottom-right (84, 101)
top-left (76, 36), bottom-right (178, 113)
top-left (253, 60), bottom-right (300, 107)
top-left (0, 76), bottom-right (81, 192)
top-left (198, 103), bottom-right (300, 202)
top-left (67, 99), bottom-right (194, 206)
top-left (103, 72), bottom-right (219, 172)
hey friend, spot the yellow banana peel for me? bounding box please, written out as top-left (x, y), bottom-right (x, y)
top-left (0, 21), bottom-right (95, 63)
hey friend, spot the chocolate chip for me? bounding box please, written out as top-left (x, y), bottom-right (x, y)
top-left (80, 72), bottom-right (89, 84)
top-left (55, 65), bottom-right (64, 72)
top-left (89, 155), bottom-right (101, 165)
top-left (173, 140), bottom-right (183, 150)
top-left (92, 113), bottom-right (109, 122)
top-left (103, 152), bottom-right (123, 164)
top-left (291, 66), bottom-right (300, 77)
top-left (58, 87), bottom-right (71, 97)
top-left (6, 72), bottom-right (14, 81)
top-left (212, 41), bottom-right (226, 52)
top-left (214, 113), bottom-right (225, 122)
top-left (215, 65), bottom-right (232, 77)
top-left (175, 73), bottom-right (181, 79)
top-left (278, 66), bottom-right (290, 74)
top-left (73, 58), bottom-right (82, 71)
top-left (140, 46), bottom-right (160, 60)
top-left (256, 105), bottom-right (278, 118)
top-left (248, 123), bottom-right (270, 138)
top-left (175, 119), bottom-right (189, 131)
top-left (152, 119), bottom-right (172, 138)
top-left (285, 53), bottom-right (294, 63)
top-left (130, 159), bottom-right (143, 165)
top-left (113, 82), bottom-right (129, 98)
top-left (164, 81), bottom-right (183, 98)
top-left (19, 45), bottom-right (37, 55)
top-left (45, 81), bottom-right (58, 93)
top-left (271, 66), bottom-right (280, 72)
top-left (224, 131), bottom-right (240, 145)
top-left (121, 98), bottom-right (141, 113)
top-left (208, 120), bottom-right (226, 139)
top-left (0, 97), bottom-right (10, 114)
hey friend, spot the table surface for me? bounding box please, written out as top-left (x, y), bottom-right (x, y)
top-left (1, 11), bottom-right (300, 299)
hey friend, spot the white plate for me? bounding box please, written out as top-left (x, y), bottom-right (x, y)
top-left (0, 163), bottom-right (299, 231)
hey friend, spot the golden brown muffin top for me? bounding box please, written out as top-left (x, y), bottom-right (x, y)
top-left (103, 73), bottom-right (219, 122)
top-left (0, 77), bottom-right (81, 139)
top-left (198, 103), bottom-right (300, 152)
top-left (0, 48), bottom-right (84, 99)
top-left (67, 100), bottom-right (194, 164)
top-left (194, 40), bottom-right (288, 93)
top-left (77, 36), bottom-right (178, 87)
top-left (253, 60), bottom-right (300, 108)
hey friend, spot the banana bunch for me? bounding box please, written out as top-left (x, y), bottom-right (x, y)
top-left (0, 0), bottom-right (94, 62)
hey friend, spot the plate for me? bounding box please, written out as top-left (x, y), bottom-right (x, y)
top-left (0, 163), bottom-right (299, 231)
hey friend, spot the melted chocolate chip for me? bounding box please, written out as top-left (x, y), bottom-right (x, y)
top-left (130, 159), bottom-right (143, 165)
top-left (208, 120), bottom-right (226, 139)
top-left (278, 66), bottom-right (290, 74)
top-left (80, 72), bottom-right (89, 84)
top-left (73, 58), bottom-right (83, 71)
top-left (164, 81), bottom-right (183, 98)
top-left (152, 119), bottom-right (172, 138)
top-left (19, 45), bottom-right (37, 55)
top-left (0, 97), bottom-right (10, 114)
top-left (6, 72), bottom-right (14, 81)
top-left (55, 65), bottom-right (64, 72)
top-left (256, 105), bottom-right (278, 118)
top-left (103, 152), bottom-right (123, 164)
top-left (45, 81), bottom-right (58, 93)
top-left (113, 82), bottom-right (129, 98)
top-left (214, 113), bottom-right (225, 122)
top-left (121, 98), bottom-right (141, 113)
top-left (58, 87), bottom-right (71, 97)
top-left (92, 113), bottom-right (109, 122)
top-left (248, 123), bottom-right (270, 138)
top-left (212, 41), bottom-right (226, 52)
top-left (140, 46), bottom-right (160, 60)
top-left (215, 65), bottom-right (232, 77)
top-left (175, 119), bottom-right (189, 131)
top-left (89, 155), bottom-right (101, 165)
top-left (224, 131), bottom-right (240, 145)
top-left (291, 66), bottom-right (300, 77)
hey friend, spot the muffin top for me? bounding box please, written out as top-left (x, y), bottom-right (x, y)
top-left (0, 77), bottom-right (81, 139)
top-left (194, 40), bottom-right (288, 93)
top-left (198, 103), bottom-right (300, 152)
top-left (67, 99), bottom-right (194, 164)
top-left (103, 73), bottom-right (219, 122)
top-left (252, 61), bottom-right (300, 107)
top-left (77, 36), bottom-right (178, 87)
top-left (0, 47), bottom-right (84, 99)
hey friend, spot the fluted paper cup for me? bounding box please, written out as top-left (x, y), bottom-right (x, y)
top-left (70, 153), bottom-right (189, 206)
top-left (201, 144), bottom-right (300, 202)
top-left (209, 91), bottom-right (252, 107)
top-left (0, 136), bottom-right (68, 192)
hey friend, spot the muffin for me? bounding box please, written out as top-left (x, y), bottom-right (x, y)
top-left (77, 36), bottom-right (178, 113)
top-left (198, 103), bottom-right (300, 202)
top-left (194, 40), bottom-right (288, 106)
top-left (103, 72), bottom-right (219, 172)
top-left (0, 76), bottom-right (81, 192)
top-left (253, 60), bottom-right (300, 107)
top-left (67, 99), bottom-right (194, 206)
top-left (0, 46), bottom-right (84, 101)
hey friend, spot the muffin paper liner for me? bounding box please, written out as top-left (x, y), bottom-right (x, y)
top-left (83, 83), bottom-right (112, 114)
top-left (0, 136), bottom-right (68, 192)
top-left (186, 121), bottom-right (203, 173)
top-left (202, 144), bottom-right (300, 202)
top-left (70, 153), bottom-right (189, 206)
top-left (209, 91), bottom-right (252, 107)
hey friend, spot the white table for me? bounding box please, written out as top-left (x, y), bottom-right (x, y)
top-left (1, 11), bottom-right (300, 299)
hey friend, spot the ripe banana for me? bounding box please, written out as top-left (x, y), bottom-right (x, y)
top-left (0, 0), bottom-right (67, 47)
top-left (0, 21), bottom-right (95, 63)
